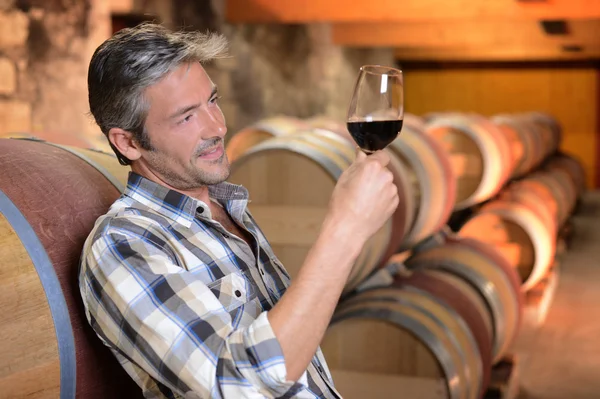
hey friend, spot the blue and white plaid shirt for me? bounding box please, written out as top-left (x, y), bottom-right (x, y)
top-left (79, 172), bottom-right (341, 398)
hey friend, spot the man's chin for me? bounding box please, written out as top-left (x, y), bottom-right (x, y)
top-left (197, 167), bottom-right (230, 186)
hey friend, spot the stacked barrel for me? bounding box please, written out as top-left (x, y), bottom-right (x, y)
top-left (226, 110), bottom-right (585, 398)
top-left (226, 115), bottom-right (456, 294)
top-left (321, 234), bottom-right (523, 399)
top-left (424, 112), bottom-right (584, 291)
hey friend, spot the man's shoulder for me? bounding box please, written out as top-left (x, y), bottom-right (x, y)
top-left (85, 198), bottom-right (175, 249)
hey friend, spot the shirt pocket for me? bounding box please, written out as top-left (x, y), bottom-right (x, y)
top-left (207, 271), bottom-right (257, 313)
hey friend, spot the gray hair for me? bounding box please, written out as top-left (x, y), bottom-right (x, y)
top-left (87, 22), bottom-right (229, 165)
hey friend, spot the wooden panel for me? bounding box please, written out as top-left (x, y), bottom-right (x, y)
top-left (226, 0), bottom-right (599, 23)
top-left (403, 67), bottom-right (598, 187)
top-left (333, 19), bottom-right (600, 49)
top-left (394, 47), bottom-right (600, 62)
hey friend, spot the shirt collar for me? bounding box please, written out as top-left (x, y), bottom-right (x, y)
top-left (123, 172), bottom-right (249, 228)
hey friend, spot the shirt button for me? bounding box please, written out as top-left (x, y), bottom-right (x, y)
top-left (234, 290), bottom-right (242, 297)
top-left (196, 206), bottom-right (204, 214)
top-left (223, 233), bottom-right (230, 239)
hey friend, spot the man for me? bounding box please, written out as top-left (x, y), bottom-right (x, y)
top-left (79, 22), bottom-right (398, 399)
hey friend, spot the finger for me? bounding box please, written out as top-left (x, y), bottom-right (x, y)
top-left (355, 147), bottom-right (367, 161)
top-left (384, 170), bottom-right (395, 184)
top-left (369, 150), bottom-right (391, 167)
top-left (389, 194), bottom-right (400, 213)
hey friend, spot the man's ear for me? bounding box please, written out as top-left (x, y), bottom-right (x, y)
top-left (108, 128), bottom-right (142, 162)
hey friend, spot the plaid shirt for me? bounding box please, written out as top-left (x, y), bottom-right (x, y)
top-left (79, 172), bottom-right (342, 399)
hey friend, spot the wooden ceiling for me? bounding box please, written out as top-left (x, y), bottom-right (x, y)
top-left (225, 0), bottom-right (600, 61)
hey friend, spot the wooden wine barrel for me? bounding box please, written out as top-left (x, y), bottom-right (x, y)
top-left (458, 199), bottom-right (555, 291)
top-left (491, 122), bottom-right (525, 179)
top-left (227, 130), bottom-right (409, 293)
top-left (498, 182), bottom-right (557, 239)
top-left (1, 131), bottom-right (113, 153)
top-left (425, 114), bottom-right (513, 210)
top-left (525, 112), bottom-right (561, 155)
top-left (321, 269), bottom-right (490, 399)
top-left (526, 170), bottom-right (577, 227)
top-left (225, 115), bottom-right (309, 162)
top-left (403, 113), bottom-right (427, 132)
top-left (543, 153), bottom-right (586, 197)
top-left (492, 114), bottom-right (550, 177)
top-left (405, 235), bottom-right (522, 363)
top-left (393, 269), bottom-right (493, 392)
top-left (388, 123), bottom-right (456, 250)
top-left (0, 138), bottom-right (141, 399)
top-left (306, 116), bottom-right (355, 143)
top-left (491, 116), bottom-right (536, 179)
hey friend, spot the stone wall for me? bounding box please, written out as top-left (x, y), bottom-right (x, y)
top-left (0, 0), bottom-right (394, 142)
top-left (0, 0), bottom-right (110, 139)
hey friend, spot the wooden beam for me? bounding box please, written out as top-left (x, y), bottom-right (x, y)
top-left (226, 0), bottom-right (599, 23)
top-left (596, 67), bottom-right (600, 188)
top-left (110, 0), bottom-right (135, 14)
top-left (394, 46), bottom-right (600, 62)
top-left (333, 20), bottom-right (600, 48)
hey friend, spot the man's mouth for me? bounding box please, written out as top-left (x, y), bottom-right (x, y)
top-left (197, 144), bottom-right (224, 160)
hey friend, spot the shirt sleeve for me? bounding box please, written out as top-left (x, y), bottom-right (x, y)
top-left (79, 220), bottom-right (308, 399)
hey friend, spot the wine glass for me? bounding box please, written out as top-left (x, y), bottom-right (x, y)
top-left (347, 65), bottom-right (404, 154)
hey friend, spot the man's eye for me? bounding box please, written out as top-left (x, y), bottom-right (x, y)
top-left (178, 114), bottom-right (194, 125)
top-left (210, 95), bottom-right (222, 104)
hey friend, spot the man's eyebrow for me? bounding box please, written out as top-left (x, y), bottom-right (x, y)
top-left (169, 102), bottom-right (202, 120)
top-left (209, 86), bottom-right (218, 99)
top-left (168, 86), bottom-right (218, 120)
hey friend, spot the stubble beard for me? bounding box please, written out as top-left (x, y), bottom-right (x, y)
top-left (146, 146), bottom-right (231, 191)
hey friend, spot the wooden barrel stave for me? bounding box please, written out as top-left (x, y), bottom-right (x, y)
top-left (459, 201), bottom-right (555, 291)
top-left (544, 153), bottom-right (586, 196)
top-left (0, 205), bottom-right (62, 399)
top-left (226, 115), bottom-right (309, 162)
top-left (425, 114), bottom-right (510, 210)
top-left (492, 114), bottom-right (546, 177)
top-left (324, 285), bottom-right (481, 399)
top-left (392, 270), bottom-right (492, 392)
top-left (1, 131), bottom-right (112, 153)
top-left (525, 112), bottom-right (561, 156)
top-left (405, 238), bottom-right (521, 363)
top-left (527, 171), bottom-right (575, 227)
top-left (468, 114), bottom-right (514, 187)
top-left (498, 183), bottom-right (558, 239)
top-left (0, 138), bottom-right (141, 398)
top-left (389, 124), bottom-right (455, 249)
top-left (492, 122), bottom-right (525, 179)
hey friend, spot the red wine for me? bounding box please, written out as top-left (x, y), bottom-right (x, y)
top-left (347, 120), bottom-right (403, 153)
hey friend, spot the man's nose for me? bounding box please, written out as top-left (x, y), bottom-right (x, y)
top-left (199, 106), bottom-right (227, 138)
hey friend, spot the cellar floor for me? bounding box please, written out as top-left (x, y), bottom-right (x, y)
top-left (516, 191), bottom-right (600, 399)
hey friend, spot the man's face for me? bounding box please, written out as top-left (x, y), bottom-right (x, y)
top-left (140, 61), bottom-right (230, 190)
